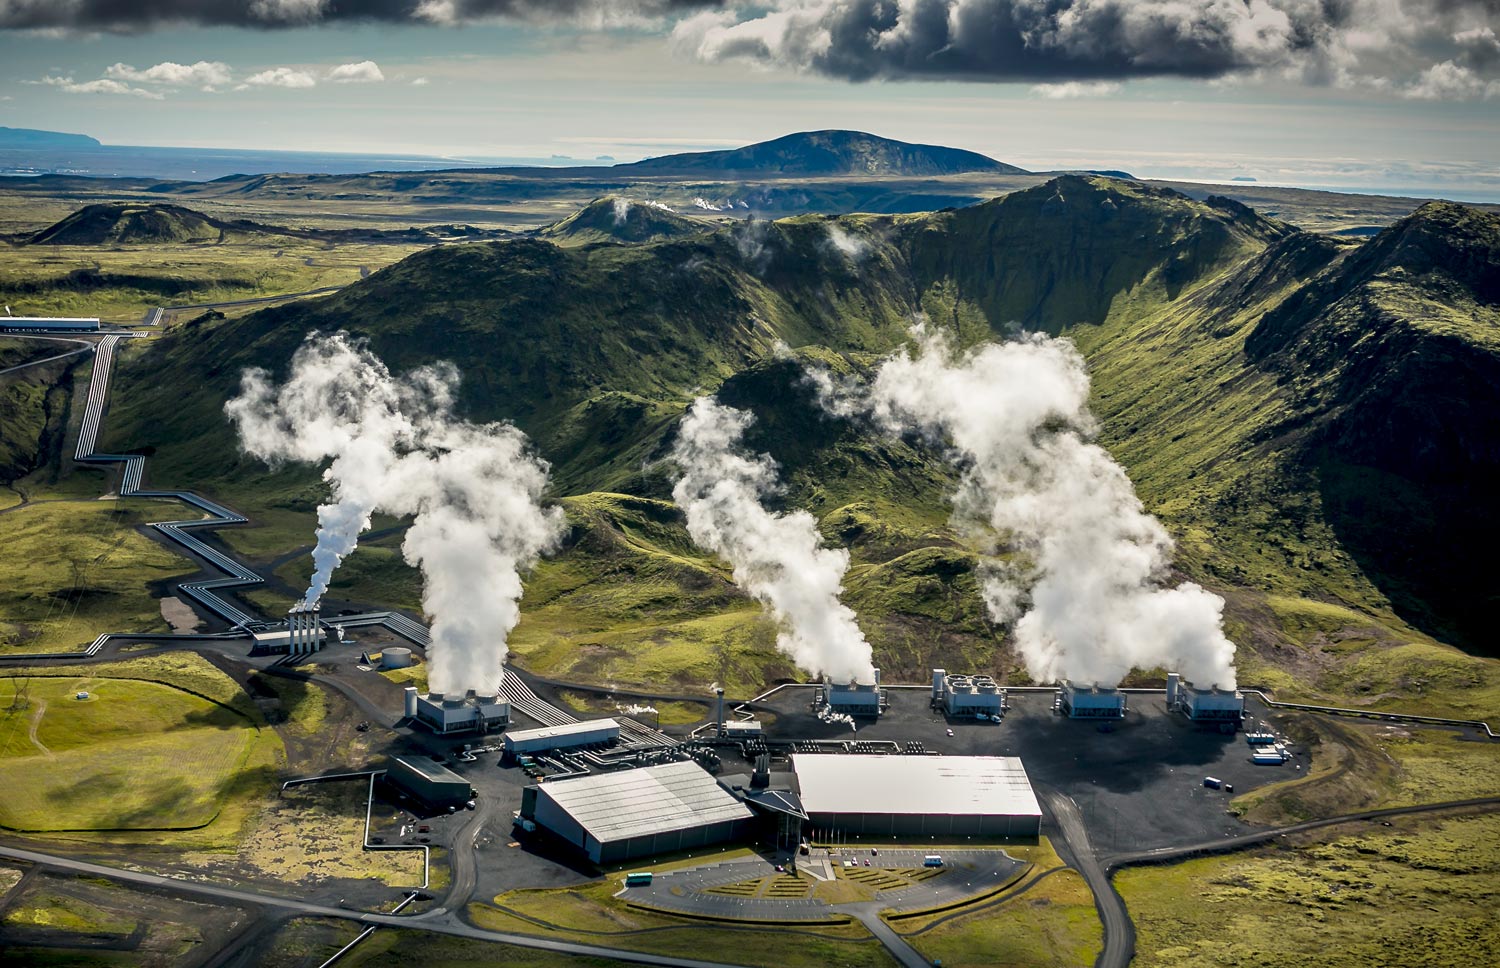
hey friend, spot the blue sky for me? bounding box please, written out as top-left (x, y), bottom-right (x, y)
top-left (1, 6), bottom-right (1497, 197)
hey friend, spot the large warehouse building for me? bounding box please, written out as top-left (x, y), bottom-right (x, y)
top-left (791, 754), bottom-right (1042, 837)
top-left (386, 755), bottom-right (475, 809)
top-left (521, 761), bottom-right (755, 864)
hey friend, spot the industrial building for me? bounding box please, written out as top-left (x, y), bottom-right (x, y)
top-left (386, 755), bottom-right (475, 808)
top-left (721, 719), bottom-right (763, 739)
top-left (521, 761), bottom-right (755, 864)
top-left (404, 687), bottom-right (510, 735)
top-left (1168, 674), bottom-right (1245, 730)
top-left (932, 669), bottom-right (1006, 718)
top-left (711, 687), bottom-right (763, 739)
top-left (2, 316), bottom-right (100, 332)
top-left (1058, 680), bottom-right (1127, 719)
top-left (503, 718), bottom-right (620, 756)
top-left (791, 754), bottom-right (1042, 837)
top-left (822, 668), bottom-right (883, 717)
top-left (249, 603), bottom-right (325, 655)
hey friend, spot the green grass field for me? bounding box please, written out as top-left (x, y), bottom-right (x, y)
top-left (1116, 811), bottom-right (1500, 968)
top-left (0, 498), bottom-right (188, 654)
top-left (0, 237), bottom-right (424, 325)
top-left (473, 851), bottom-right (896, 968)
top-left (0, 675), bottom-right (271, 832)
top-left (0, 654), bottom-right (280, 841)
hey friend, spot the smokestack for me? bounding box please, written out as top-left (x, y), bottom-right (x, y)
top-left (403, 686), bottom-right (418, 718)
top-left (932, 668), bottom-right (946, 702)
top-left (872, 666), bottom-right (880, 686)
top-left (715, 687), bottom-right (725, 734)
top-left (1166, 672), bottom-right (1181, 708)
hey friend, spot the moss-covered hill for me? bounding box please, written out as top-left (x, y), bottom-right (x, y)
top-left (90, 176), bottom-right (1500, 712)
top-left (618, 129), bottom-right (1023, 176)
top-left (536, 196), bottom-right (710, 246)
top-left (27, 203), bottom-right (231, 246)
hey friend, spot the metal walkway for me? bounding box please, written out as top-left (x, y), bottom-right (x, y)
top-left (19, 331), bottom-right (662, 743)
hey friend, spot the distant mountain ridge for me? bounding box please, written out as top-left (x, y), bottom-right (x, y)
top-left (618, 130), bottom-right (1024, 177)
top-left (0, 126), bottom-right (101, 149)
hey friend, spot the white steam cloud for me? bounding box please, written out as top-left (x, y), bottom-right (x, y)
top-left (847, 324), bottom-right (1237, 689)
top-left (822, 222), bottom-right (869, 262)
top-left (226, 332), bottom-right (564, 695)
top-left (670, 396), bottom-right (875, 683)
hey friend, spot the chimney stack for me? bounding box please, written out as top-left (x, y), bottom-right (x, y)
top-left (715, 687), bottom-right (726, 735)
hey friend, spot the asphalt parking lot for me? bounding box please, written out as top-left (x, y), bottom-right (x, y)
top-left (621, 847), bottom-right (1026, 921)
top-left (753, 684), bottom-right (1305, 855)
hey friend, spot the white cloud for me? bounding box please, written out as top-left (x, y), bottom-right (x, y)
top-left (327, 60), bottom-right (385, 83)
top-left (1030, 81), bottom-right (1122, 99)
top-left (1406, 61), bottom-right (1500, 99)
top-left (250, 0), bottom-right (330, 22)
top-left (411, 77), bottom-right (430, 86)
top-left (34, 75), bottom-right (163, 99)
top-left (239, 67), bottom-right (318, 90)
top-left (106, 61), bottom-right (232, 91)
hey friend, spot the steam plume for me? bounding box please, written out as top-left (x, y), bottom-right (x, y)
top-left (670, 396), bottom-right (875, 683)
top-left (225, 334), bottom-right (415, 605)
top-left (226, 332), bottom-right (564, 695)
top-left (856, 325), bottom-right (1236, 689)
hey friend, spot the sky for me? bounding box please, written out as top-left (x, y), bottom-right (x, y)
top-left (0, 2), bottom-right (1497, 197)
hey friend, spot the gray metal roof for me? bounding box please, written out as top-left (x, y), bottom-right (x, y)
top-left (791, 754), bottom-right (1042, 818)
top-left (391, 755), bottom-right (469, 785)
top-left (538, 762), bottom-right (753, 845)
top-left (506, 718), bottom-right (619, 744)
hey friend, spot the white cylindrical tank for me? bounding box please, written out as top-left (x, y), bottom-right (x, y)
top-left (1166, 672), bottom-right (1181, 707)
top-left (403, 686), bottom-right (419, 718)
top-left (932, 668), bottom-right (946, 701)
top-left (382, 647), bottom-right (413, 670)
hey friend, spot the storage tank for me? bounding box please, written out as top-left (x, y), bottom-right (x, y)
top-left (931, 668), bottom-right (946, 703)
top-left (403, 686), bottom-right (419, 718)
top-left (381, 647), bottom-right (413, 670)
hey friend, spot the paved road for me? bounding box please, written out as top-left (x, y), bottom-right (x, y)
top-left (420, 796), bottom-right (503, 920)
top-left (1103, 794), bottom-right (1500, 870)
top-left (1041, 789), bottom-right (1134, 968)
top-left (0, 333), bottom-right (95, 376)
top-left (842, 903), bottom-right (931, 968)
top-left (0, 844), bottom-right (754, 968)
top-left (164, 286), bottom-right (345, 314)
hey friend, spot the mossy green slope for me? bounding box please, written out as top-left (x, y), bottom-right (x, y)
top-left (84, 177), bottom-right (1500, 708)
top-left (537, 196), bottom-right (709, 246)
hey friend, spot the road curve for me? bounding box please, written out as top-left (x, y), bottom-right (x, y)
top-left (0, 335), bottom-right (95, 377)
top-left (1039, 789), bottom-right (1134, 968)
top-left (1103, 794), bottom-right (1500, 871)
top-left (0, 843), bottom-right (754, 968)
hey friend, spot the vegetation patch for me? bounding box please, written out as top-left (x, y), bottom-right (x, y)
top-left (0, 499), bottom-right (189, 654)
top-left (901, 868), bottom-right (1102, 968)
top-left (1117, 811), bottom-right (1500, 968)
top-left (0, 655), bottom-right (281, 842)
top-left (0, 871), bottom-right (253, 967)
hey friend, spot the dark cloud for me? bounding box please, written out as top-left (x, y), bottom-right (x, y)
top-left (674, 0), bottom-right (1500, 95)
top-left (0, 0), bottom-right (721, 31)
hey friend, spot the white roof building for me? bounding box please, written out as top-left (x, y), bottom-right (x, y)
top-left (791, 754), bottom-right (1042, 837)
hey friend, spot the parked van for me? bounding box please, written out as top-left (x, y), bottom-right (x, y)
top-left (923, 855), bottom-right (944, 867)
